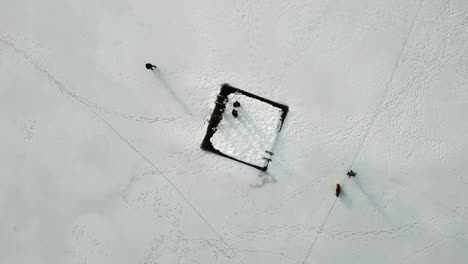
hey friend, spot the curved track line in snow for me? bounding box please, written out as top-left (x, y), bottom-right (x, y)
top-left (0, 37), bottom-right (243, 264)
top-left (0, 36), bottom-right (186, 123)
top-left (301, 1), bottom-right (426, 262)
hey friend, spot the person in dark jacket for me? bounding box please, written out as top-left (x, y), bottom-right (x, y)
top-left (347, 170), bottom-right (357, 178)
top-left (336, 184), bottom-right (341, 197)
top-left (145, 63), bottom-right (157, 71)
top-left (232, 109), bottom-right (238, 118)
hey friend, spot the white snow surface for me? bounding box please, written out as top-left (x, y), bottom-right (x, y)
top-left (1, 0), bottom-right (468, 264)
top-left (210, 93), bottom-right (283, 167)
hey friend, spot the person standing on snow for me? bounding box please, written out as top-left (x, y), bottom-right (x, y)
top-left (145, 63), bottom-right (157, 71)
top-left (347, 170), bottom-right (357, 178)
top-left (336, 184), bottom-right (341, 197)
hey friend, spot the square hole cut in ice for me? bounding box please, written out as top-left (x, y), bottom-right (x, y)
top-left (201, 84), bottom-right (289, 171)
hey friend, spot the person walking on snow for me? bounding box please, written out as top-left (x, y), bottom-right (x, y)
top-left (347, 170), bottom-right (357, 178)
top-left (336, 184), bottom-right (341, 197)
top-left (145, 63), bottom-right (157, 71)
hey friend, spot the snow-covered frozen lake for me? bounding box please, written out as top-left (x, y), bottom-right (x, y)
top-left (1, 0), bottom-right (467, 263)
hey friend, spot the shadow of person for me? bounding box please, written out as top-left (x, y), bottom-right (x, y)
top-left (339, 187), bottom-right (353, 208)
top-left (352, 177), bottom-right (389, 220)
top-left (148, 67), bottom-right (192, 115)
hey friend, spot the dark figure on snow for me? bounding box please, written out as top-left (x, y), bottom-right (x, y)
top-left (232, 109), bottom-right (238, 118)
top-left (145, 63), bottom-right (157, 71)
top-left (335, 184), bottom-right (341, 197)
top-left (347, 170), bottom-right (357, 178)
top-left (233, 101), bottom-right (241, 107)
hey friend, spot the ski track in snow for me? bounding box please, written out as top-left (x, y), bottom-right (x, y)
top-left (0, 36), bottom-right (186, 124)
top-left (2, 0), bottom-right (468, 263)
top-left (301, 1), bottom-right (426, 262)
top-left (0, 36), bottom-right (244, 264)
